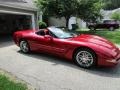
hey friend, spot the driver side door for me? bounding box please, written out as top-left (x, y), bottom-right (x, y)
top-left (50, 38), bottom-right (69, 56)
top-left (29, 30), bottom-right (53, 53)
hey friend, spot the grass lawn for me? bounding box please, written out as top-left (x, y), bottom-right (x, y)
top-left (0, 74), bottom-right (27, 90)
top-left (75, 29), bottom-right (120, 44)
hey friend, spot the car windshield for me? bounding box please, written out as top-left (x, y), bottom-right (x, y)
top-left (49, 27), bottom-right (77, 39)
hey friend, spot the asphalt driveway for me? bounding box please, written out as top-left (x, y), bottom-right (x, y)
top-left (0, 39), bottom-right (120, 90)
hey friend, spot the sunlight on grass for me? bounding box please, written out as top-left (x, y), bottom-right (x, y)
top-left (94, 31), bottom-right (120, 44)
top-left (0, 74), bottom-right (27, 90)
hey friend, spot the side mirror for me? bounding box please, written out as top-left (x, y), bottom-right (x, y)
top-left (44, 35), bottom-right (52, 40)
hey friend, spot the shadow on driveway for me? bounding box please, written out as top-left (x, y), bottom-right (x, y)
top-left (17, 50), bottom-right (120, 78)
top-left (0, 35), bottom-right (14, 48)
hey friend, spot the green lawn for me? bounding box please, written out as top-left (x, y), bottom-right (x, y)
top-left (0, 74), bottom-right (27, 90)
top-left (75, 29), bottom-right (120, 44)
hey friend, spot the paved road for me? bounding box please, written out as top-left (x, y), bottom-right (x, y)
top-left (0, 40), bottom-right (120, 90)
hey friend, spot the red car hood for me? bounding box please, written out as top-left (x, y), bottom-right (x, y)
top-left (71, 34), bottom-right (117, 49)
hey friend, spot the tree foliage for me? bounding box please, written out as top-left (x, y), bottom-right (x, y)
top-left (111, 11), bottom-right (120, 20)
top-left (77, 0), bottom-right (103, 22)
top-left (103, 0), bottom-right (120, 10)
top-left (35, 0), bottom-right (103, 27)
top-left (38, 21), bottom-right (47, 29)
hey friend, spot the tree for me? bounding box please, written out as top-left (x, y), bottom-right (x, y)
top-left (103, 0), bottom-right (120, 10)
top-left (35, 0), bottom-right (102, 28)
top-left (111, 12), bottom-right (120, 20)
top-left (77, 0), bottom-right (103, 22)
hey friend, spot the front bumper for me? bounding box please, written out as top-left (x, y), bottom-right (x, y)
top-left (98, 49), bottom-right (120, 67)
top-left (106, 58), bottom-right (120, 66)
top-left (107, 59), bottom-right (119, 64)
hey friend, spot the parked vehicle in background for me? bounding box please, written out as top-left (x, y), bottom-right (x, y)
top-left (87, 19), bottom-right (119, 31)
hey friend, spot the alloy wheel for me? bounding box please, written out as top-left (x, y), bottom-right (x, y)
top-left (20, 40), bottom-right (30, 53)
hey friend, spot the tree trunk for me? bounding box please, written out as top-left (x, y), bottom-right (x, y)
top-left (65, 17), bottom-right (70, 29)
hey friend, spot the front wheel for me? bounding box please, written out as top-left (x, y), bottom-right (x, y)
top-left (73, 48), bottom-right (97, 68)
top-left (20, 40), bottom-right (30, 53)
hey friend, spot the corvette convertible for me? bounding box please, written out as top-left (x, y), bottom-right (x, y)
top-left (13, 27), bottom-right (120, 68)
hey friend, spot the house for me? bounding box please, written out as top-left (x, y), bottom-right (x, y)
top-left (48, 17), bottom-right (86, 30)
top-left (101, 8), bottom-right (120, 20)
top-left (0, 0), bottom-right (38, 34)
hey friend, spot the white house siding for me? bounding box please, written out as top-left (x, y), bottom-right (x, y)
top-left (0, 0), bottom-right (36, 11)
top-left (101, 10), bottom-right (113, 20)
top-left (77, 18), bottom-right (86, 29)
top-left (68, 17), bottom-right (76, 30)
top-left (48, 17), bottom-right (87, 29)
top-left (101, 8), bottom-right (120, 19)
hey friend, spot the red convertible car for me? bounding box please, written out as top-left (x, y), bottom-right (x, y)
top-left (13, 27), bottom-right (120, 68)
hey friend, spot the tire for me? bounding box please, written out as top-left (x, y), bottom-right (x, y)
top-left (73, 48), bottom-right (97, 68)
top-left (19, 40), bottom-right (30, 53)
top-left (109, 27), bottom-right (114, 31)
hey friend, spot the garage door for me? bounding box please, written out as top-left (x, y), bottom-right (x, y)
top-left (0, 3), bottom-right (37, 45)
top-left (0, 13), bottom-right (32, 34)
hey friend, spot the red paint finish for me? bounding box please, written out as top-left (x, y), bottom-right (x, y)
top-left (13, 28), bottom-right (120, 67)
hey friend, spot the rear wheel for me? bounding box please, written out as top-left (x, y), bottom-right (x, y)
top-left (73, 48), bottom-right (97, 68)
top-left (20, 40), bottom-right (30, 53)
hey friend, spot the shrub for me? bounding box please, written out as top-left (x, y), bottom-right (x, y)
top-left (38, 21), bottom-right (47, 29)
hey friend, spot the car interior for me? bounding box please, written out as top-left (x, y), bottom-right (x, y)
top-left (36, 29), bottom-right (57, 38)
